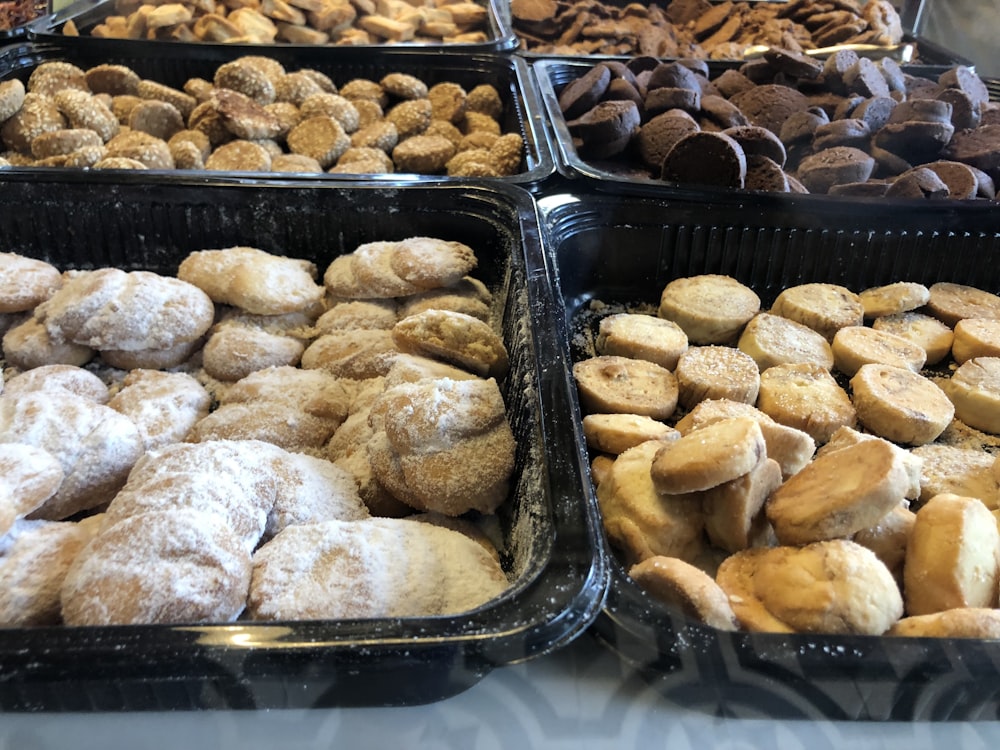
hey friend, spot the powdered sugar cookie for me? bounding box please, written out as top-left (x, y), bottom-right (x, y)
top-left (107, 369), bottom-right (211, 451)
top-left (0, 444), bottom-right (64, 536)
top-left (0, 253), bottom-right (62, 313)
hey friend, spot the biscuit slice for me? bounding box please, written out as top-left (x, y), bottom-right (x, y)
top-left (904, 493), bottom-right (1000, 616)
top-left (912, 443), bottom-right (999, 509)
top-left (946, 356), bottom-right (1000, 434)
top-left (852, 503), bottom-right (915, 587)
top-left (650, 417), bottom-right (766, 495)
top-left (573, 355), bottom-right (678, 420)
top-left (952, 318), bottom-right (1000, 364)
top-left (766, 438), bottom-right (910, 545)
top-left (597, 440), bottom-right (706, 566)
top-left (770, 283), bottom-right (864, 342)
top-left (888, 608), bottom-right (1000, 638)
top-left (391, 309), bottom-right (509, 379)
top-left (658, 274), bottom-right (760, 345)
top-left (820, 425), bottom-right (922, 500)
top-left (674, 345), bottom-right (760, 409)
top-left (859, 281), bottom-right (930, 318)
top-left (853, 363), bottom-right (955, 446)
top-left (702, 456), bottom-right (782, 553)
top-left (871, 311), bottom-right (954, 366)
top-left (831, 326), bottom-right (927, 376)
top-left (582, 413), bottom-right (678, 455)
top-left (737, 312), bottom-right (834, 371)
top-left (716, 540), bottom-right (903, 635)
top-left (595, 313), bottom-right (688, 370)
top-left (629, 556), bottom-right (739, 631)
top-left (926, 281), bottom-right (1000, 327)
top-left (757, 362), bottom-right (856, 444)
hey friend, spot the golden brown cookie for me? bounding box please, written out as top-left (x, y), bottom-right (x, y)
top-left (573, 355), bottom-right (678, 420)
top-left (391, 309), bottom-right (509, 379)
top-left (658, 274), bottom-right (760, 345)
top-left (629, 556), bottom-right (739, 630)
top-left (651, 417), bottom-right (767, 495)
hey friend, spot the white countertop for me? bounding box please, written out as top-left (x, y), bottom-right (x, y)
top-left (2, 634), bottom-right (998, 750)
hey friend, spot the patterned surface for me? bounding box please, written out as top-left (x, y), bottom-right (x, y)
top-left (1, 635), bottom-right (999, 748)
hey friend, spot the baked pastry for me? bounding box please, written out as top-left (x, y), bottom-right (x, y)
top-left (658, 274), bottom-right (760, 345)
top-left (629, 556), bottom-right (739, 630)
top-left (831, 326), bottom-right (926, 376)
top-left (573, 355), bottom-right (678, 420)
top-left (888, 608), bottom-right (1000, 638)
top-left (247, 517), bottom-right (509, 619)
top-left (716, 540), bottom-right (903, 635)
top-left (943, 357), bottom-right (1000, 434)
top-left (852, 503), bottom-right (915, 586)
top-left (0, 391), bottom-right (143, 521)
top-left (595, 312), bottom-right (688, 370)
top-left (0, 517), bottom-right (101, 626)
top-left (925, 281), bottom-right (1000, 327)
top-left (911, 443), bottom-right (999, 508)
top-left (597, 439), bottom-right (706, 565)
top-left (702, 456), bottom-right (782, 553)
top-left (819, 426), bottom-right (922, 500)
top-left (952, 319), bottom-right (1000, 364)
top-left (391, 309), bottom-right (509, 379)
top-left (3, 363), bottom-right (108, 403)
top-left (0, 444), bottom-right (65, 536)
top-left (673, 345), bottom-right (760, 409)
top-left (756, 362), bottom-right (856, 443)
top-left (850, 364), bottom-right (953, 445)
top-left (871, 311), bottom-right (954, 366)
top-left (2, 316), bottom-right (95, 370)
top-left (61, 508), bottom-right (252, 626)
top-left (582, 413), bottom-right (678, 455)
top-left (0, 253), bottom-right (61, 313)
top-left (651, 416), bottom-right (766, 495)
top-left (904, 493), bottom-right (1000, 615)
top-left (366, 376), bottom-right (515, 516)
top-left (264, 451), bottom-right (369, 538)
top-left (202, 311), bottom-right (310, 382)
top-left (770, 282), bottom-right (864, 341)
top-left (766, 438), bottom-right (911, 545)
top-left (106, 369), bottom-right (211, 451)
top-left (177, 246), bottom-right (324, 316)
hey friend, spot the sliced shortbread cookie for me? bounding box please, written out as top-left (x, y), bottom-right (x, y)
top-left (926, 281), bottom-right (1000, 327)
top-left (859, 281), bottom-right (930, 318)
top-left (904, 493), bottom-right (1000, 616)
top-left (573, 355), bottom-right (679, 420)
top-left (597, 440), bottom-right (706, 565)
top-left (582, 413), bottom-right (679, 455)
top-left (944, 356), bottom-right (1000, 434)
top-left (831, 325), bottom-right (926, 376)
top-left (737, 312), bottom-right (834, 371)
top-left (871, 311), bottom-right (954, 366)
top-left (766, 438), bottom-right (910, 545)
top-left (650, 417), bottom-right (766, 495)
top-left (596, 313), bottom-right (689, 369)
top-left (819, 426), bottom-right (922, 500)
top-left (911, 443), bottom-right (1000, 509)
top-left (952, 318), bottom-right (1000, 364)
top-left (674, 345), bottom-right (760, 409)
top-left (702, 456), bottom-right (782, 553)
top-left (629, 555), bottom-right (739, 631)
top-left (850, 363), bottom-right (954, 445)
top-left (658, 274), bottom-right (760, 345)
top-left (852, 503), bottom-right (915, 586)
top-left (888, 608), bottom-right (1000, 638)
top-left (770, 282), bottom-right (864, 341)
top-left (756, 362), bottom-right (856, 443)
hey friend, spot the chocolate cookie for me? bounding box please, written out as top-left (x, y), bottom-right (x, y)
top-left (763, 48), bottom-right (823, 81)
top-left (745, 154), bottom-right (790, 192)
top-left (797, 146), bottom-right (875, 193)
top-left (723, 124), bottom-right (786, 166)
top-left (885, 167), bottom-right (950, 199)
top-left (637, 110), bottom-right (700, 170)
top-left (661, 131), bottom-right (747, 189)
top-left (943, 124), bottom-right (1000, 174)
top-left (813, 118), bottom-right (871, 150)
top-left (567, 100), bottom-right (641, 159)
top-left (730, 84), bottom-right (809, 136)
top-left (558, 64), bottom-right (612, 120)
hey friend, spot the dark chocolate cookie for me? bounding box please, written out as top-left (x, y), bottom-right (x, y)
top-left (796, 146), bottom-right (875, 193)
top-left (661, 131), bottom-right (747, 188)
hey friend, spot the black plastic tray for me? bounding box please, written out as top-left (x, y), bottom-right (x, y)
top-left (538, 188), bottom-right (1000, 721)
top-left (0, 174), bottom-right (607, 712)
top-left (0, 42), bottom-right (555, 185)
top-left (29, 0), bottom-right (518, 52)
top-left (532, 56), bottom-right (985, 197)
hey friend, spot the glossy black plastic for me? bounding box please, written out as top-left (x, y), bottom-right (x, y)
top-left (538, 188), bottom-right (1000, 721)
top-left (29, 0), bottom-right (519, 52)
top-left (0, 175), bottom-right (607, 712)
top-left (0, 41), bottom-right (555, 184)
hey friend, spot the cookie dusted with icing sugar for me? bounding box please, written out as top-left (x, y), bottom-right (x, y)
top-left (247, 517), bottom-right (509, 620)
top-left (0, 253), bottom-right (62, 313)
top-left (178, 246), bottom-right (324, 316)
top-left (34, 268), bottom-right (214, 353)
top-left (0, 444), bottom-right (65, 536)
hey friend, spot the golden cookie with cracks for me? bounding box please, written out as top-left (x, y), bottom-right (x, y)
top-left (629, 555), bottom-right (739, 631)
top-left (392, 308), bottom-right (509, 379)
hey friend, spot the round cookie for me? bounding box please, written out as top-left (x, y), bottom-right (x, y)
top-left (573, 355), bottom-right (678, 420)
top-left (629, 556), bottom-right (739, 630)
top-left (946, 356), bottom-right (1000, 434)
top-left (391, 308), bottom-right (508, 379)
top-left (595, 312), bottom-right (688, 369)
top-left (850, 363), bottom-right (953, 445)
top-left (658, 274), bottom-right (760, 345)
top-left (650, 416), bottom-right (766, 495)
top-left (796, 146), bottom-right (876, 193)
top-left (738, 312), bottom-right (834, 371)
top-left (661, 131), bottom-right (747, 189)
top-left (756, 362), bottom-right (856, 444)
top-left (674, 345), bottom-right (760, 409)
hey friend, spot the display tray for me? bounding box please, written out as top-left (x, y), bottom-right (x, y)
top-left (538, 188), bottom-right (1000, 721)
top-left (0, 42), bottom-right (554, 185)
top-left (0, 175), bottom-right (607, 712)
top-left (29, 0), bottom-right (518, 52)
top-left (532, 56), bottom-right (991, 199)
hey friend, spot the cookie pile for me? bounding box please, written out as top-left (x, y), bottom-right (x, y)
top-left (66, 0), bottom-right (491, 45)
top-left (0, 237), bottom-right (517, 626)
top-left (574, 273), bottom-right (1000, 638)
top-left (514, 0), bottom-right (902, 59)
top-left (0, 56), bottom-right (524, 176)
top-left (556, 53), bottom-right (999, 199)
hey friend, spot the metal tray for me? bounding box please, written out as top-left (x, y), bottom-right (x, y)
top-left (0, 42), bottom-right (555, 185)
top-left (0, 175), bottom-right (607, 711)
top-left (29, 0), bottom-right (518, 52)
top-left (532, 56), bottom-right (987, 197)
top-left (538, 187), bottom-right (1000, 721)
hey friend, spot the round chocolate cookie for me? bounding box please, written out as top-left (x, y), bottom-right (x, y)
top-left (813, 118), bottom-right (871, 150)
top-left (730, 84), bottom-right (810, 136)
top-left (936, 88), bottom-right (981, 131)
top-left (943, 124), bottom-right (1000, 174)
top-left (852, 96), bottom-right (897, 132)
top-left (637, 110), bottom-right (700, 171)
top-left (559, 64), bottom-right (612, 120)
top-left (745, 154), bottom-right (790, 192)
top-left (700, 95), bottom-right (748, 129)
top-left (567, 100), bottom-right (641, 160)
top-left (920, 160), bottom-right (981, 200)
top-left (763, 48), bottom-right (823, 80)
top-left (723, 124), bottom-right (786, 166)
top-left (822, 50), bottom-right (861, 96)
top-left (797, 146), bottom-right (875, 193)
top-left (885, 167), bottom-right (950, 199)
top-left (828, 181), bottom-right (890, 197)
top-left (661, 131), bottom-right (747, 189)
top-left (713, 69), bottom-right (756, 99)
top-left (844, 58), bottom-right (891, 99)
top-left (939, 66), bottom-right (990, 109)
